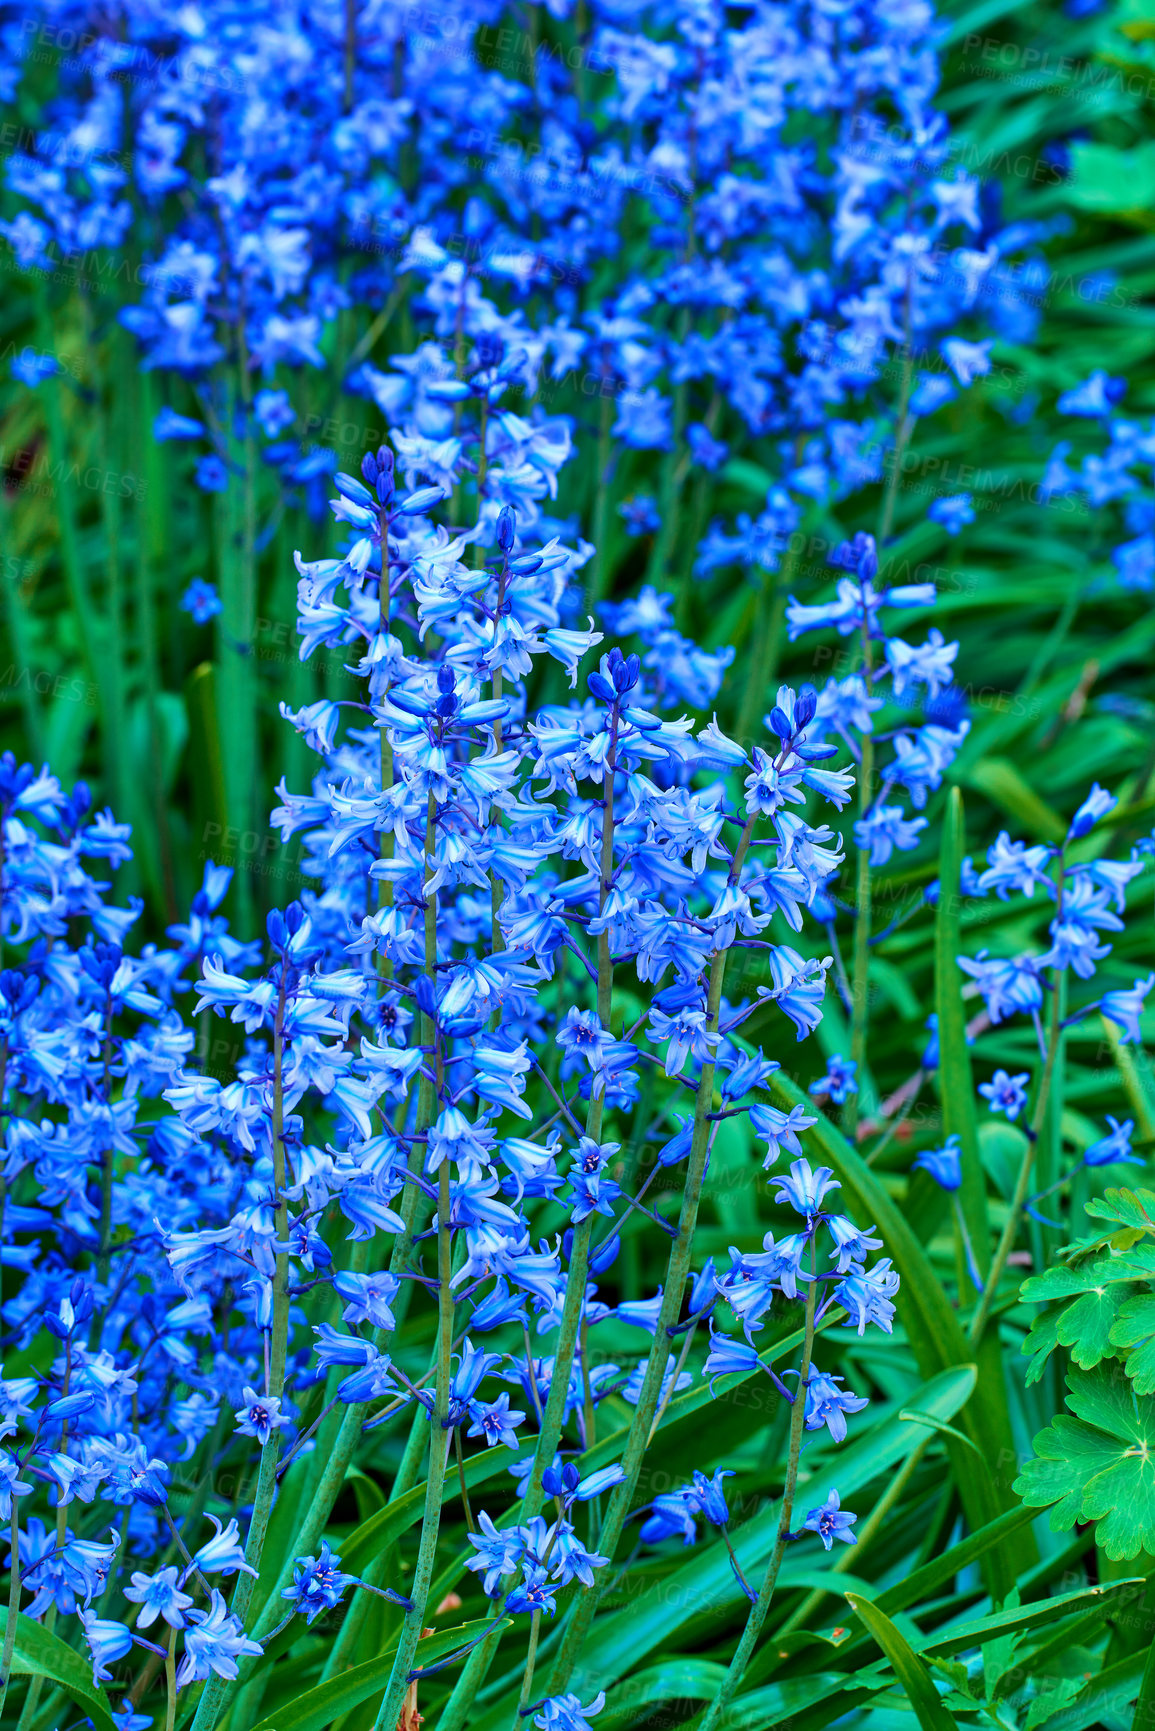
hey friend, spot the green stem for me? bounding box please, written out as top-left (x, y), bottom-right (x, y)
top-left (513, 1608), bottom-right (543, 1729)
top-left (698, 1249), bottom-right (820, 1731)
top-left (777, 1433), bottom-right (933, 1636)
top-left (371, 1162), bottom-right (454, 1730)
top-left (441, 720), bottom-right (622, 1730)
top-left (844, 727), bottom-right (873, 1144)
top-left (968, 869), bottom-right (1067, 1348)
top-left (190, 977), bottom-right (290, 1731)
top-left (371, 800), bottom-right (453, 1731)
top-left (541, 825), bottom-right (755, 1698)
top-left (165, 1623), bottom-right (178, 1731)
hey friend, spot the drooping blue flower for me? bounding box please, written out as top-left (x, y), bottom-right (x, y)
top-left (801, 1489), bottom-right (857, 1550)
top-left (913, 1135), bottom-right (962, 1192)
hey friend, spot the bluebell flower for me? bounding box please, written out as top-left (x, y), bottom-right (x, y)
top-left (1068, 783), bottom-right (1117, 841)
top-left (687, 424), bottom-right (729, 470)
top-left (748, 1103), bottom-right (816, 1168)
top-left (773, 1158), bottom-right (841, 1220)
top-left (465, 1512), bottom-right (524, 1598)
top-left (833, 1260), bottom-right (900, 1336)
top-left (179, 577), bottom-right (223, 624)
top-left (942, 337), bottom-right (993, 386)
top-left (153, 407), bottom-right (205, 441)
top-left (533, 1690), bottom-right (606, 1731)
top-left (1083, 1116), bottom-right (1139, 1168)
top-left (281, 1542), bottom-right (357, 1624)
top-left (79, 1609), bottom-right (136, 1686)
top-left (928, 493), bottom-right (975, 535)
top-left (978, 1069), bottom-right (1031, 1121)
top-left (909, 374), bottom-right (957, 415)
top-left (233, 1388), bottom-right (290, 1447)
top-left (618, 496), bottom-right (662, 536)
top-left (505, 1565), bottom-right (558, 1617)
top-left (809, 1054), bottom-right (857, 1104)
top-left (703, 1327), bottom-right (763, 1393)
top-left (913, 1136), bottom-right (962, 1191)
top-left (803, 1371), bottom-right (869, 1442)
top-left (194, 454), bottom-right (230, 493)
top-left (467, 1392), bottom-right (526, 1450)
top-left (855, 803), bottom-right (927, 866)
top-left (1101, 974), bottom-right (1155, 1044)
top-left (176, 1589), bottom-right (264, 1686)
top-left (11, 350), bottom-right (59, 388)
top-left (1057, 371), bottom-right (1126, 417)
top-left (801, 1489), bottom-right (857, 1550)
top-left (123, 1566), bottom-right (194, 1629)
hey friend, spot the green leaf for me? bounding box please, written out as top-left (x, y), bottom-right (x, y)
top-left (0, 1608), bottom-right (118, 1731)
top-left (844, 1595), bottom-right (957, 1731)
top-left (540, 1368), bottom-right (978, 1694)
top-left (960, 757), bottom-right (1066, 841)
top-left (1015, 1365), bottom-right (1155, 1558)
top-left (916, 1579), bottom-right (1145, 1656)
top-left (874, 1505), bottom-right (1038, 1619)
top-left (678, 1669), bottom-right (888, 1731)
top-left (1085, 1186), bottom-right (1155, 1238)
top-left (768, 1070), bottom-right (1030, 1589)
top-left (1025, 1677), bottom-right (1088, 1730)
top-left (1035, 1650), bottom-right (1147, 1731)
top-left (341, 1446), bottom-right (513, 1573)
top-left (1065, 142), bottom-right (1155, 218)
top-left (1110, 1292), bottom-right (1155, 1394)
top-left (245, 1618), bottom-right (508, 1731)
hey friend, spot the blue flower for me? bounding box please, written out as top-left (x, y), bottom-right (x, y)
top-left (533, 1690), bottom-right (606, 1731)
top-left (1068, 783), bottom-right (1117, 841)
top-left (233, 1387), bottom-right (290, 1446)
top-left (978, 1069), bottom-right (1031, 1121)
top-left (467, 1392), bottom-right (526, 1450)
top-left (1057, 370), bottom-right (1126, 417)
top-left (194, 454), bottom-right (230, 493)
top-left (505, 1564), bottom-right (558, 1617)
top-left (153, 406), bottom-right (206, 441)
top-left (928, 493), bottom-right (975, 535)
top-left (281, 1542), bottom-right (358, 1624)
top-left (123, 1566), bottom-right (194, 1629)
top-left (809, 1053), bottom-right (857, 1104)
top-left (180, 577), bottom-right (223, 624)
top-left (11, 350), bottom-right (59, 388)
top-left (1101, 974), bottom-right (1155, 1044)
top-left (913, 1135), bottom-right (962, 1191)
top-left (801, 1489), bottom-right (857, 1550)
top-left (618, 495), bottom-right (662, 536)
top-left (803, 1371), bottom-right (869, 1442)
top-left (1083, 1116), bottom-right (1139, 1168)
top-left (175, 1590), bottom-right (263, 1686)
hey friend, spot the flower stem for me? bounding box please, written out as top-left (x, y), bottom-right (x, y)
top-left (371, 798), bottom-right (454, 1731)
top-left (513, 1607), bottom-right (543, 1728)
top-left (968, 871), bottom-right (1067, 1348)
top-left (698, 1251), bottom-right (820, 1731)
top-left (190, 977), bottom-right (290, 1731)
top-left (541, 825), bottom-right (755, 1697)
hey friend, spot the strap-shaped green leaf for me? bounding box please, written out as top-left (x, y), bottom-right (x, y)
top-left (767, 1069), bottom-right (1029, 1591)
top-left (245, 1617), bottom-right (508, 1731)
top-left (844, 1594), bottom-right (957, 1731)
top-left (0, 1608), bottom-right (117, 1731)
